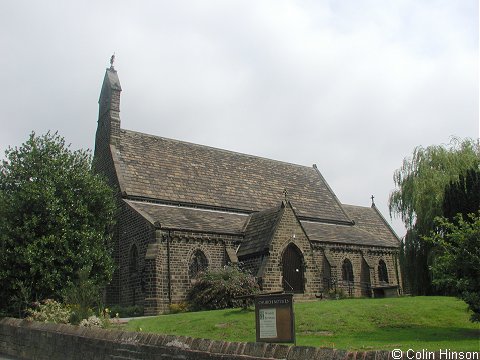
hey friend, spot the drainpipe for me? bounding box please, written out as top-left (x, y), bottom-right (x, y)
top-left (166, 230), bottom-right (172, 305)
top-left (394, 252), bottom-right (401, 294)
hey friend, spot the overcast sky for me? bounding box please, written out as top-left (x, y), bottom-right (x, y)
top-left (1, 0), bottom-right (478, 238)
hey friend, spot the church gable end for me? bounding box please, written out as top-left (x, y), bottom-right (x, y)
top-left (253, 202), bottom-right (321, 295)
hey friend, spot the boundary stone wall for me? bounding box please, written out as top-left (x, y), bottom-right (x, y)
top-left (0, 317), bottom-right (392, 360)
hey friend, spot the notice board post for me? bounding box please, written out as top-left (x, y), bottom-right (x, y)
top-left (254, 293), bottom-right (295, 344)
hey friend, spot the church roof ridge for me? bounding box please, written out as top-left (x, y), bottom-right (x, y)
top-left (342, 203), bottom-right (372, 210)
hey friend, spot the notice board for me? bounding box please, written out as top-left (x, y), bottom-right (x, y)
top-left (254, 293), bottom-right (295, 343)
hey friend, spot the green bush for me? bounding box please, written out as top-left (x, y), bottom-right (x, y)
top-left (328, 288), bottom-right (347, 300)
top-left (68, 304), bottom-right (95, 325)
top-left (62, 266), bottom-right (102, 324)
top-left (187, 266), bottom-right (259, 311)
top-left (108, 305), bottom-right (144, 318)
top-left (169, 302), bottom-right (190, 314)
top-left (26, 299), bottom-right (71, 324)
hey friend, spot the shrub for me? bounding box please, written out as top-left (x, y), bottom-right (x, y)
top-left (187, 266), bottom-right (259, 310)
top-left (108, 305), bottom-right (144, 318)
top-left (79, 315), bottom-right (107, 328)
top-left (68, 304), bottom-right (95, 325)
top-left (78, 307), bottom-right (114, 328)
top-left (26, 299), bottom-right (71, 324)
top-left (63, 266), bottom-right (103, 324)
top-left (328, 288), bottom-right (347, 300)
top-left (169, 302), bottom-right (190, 314)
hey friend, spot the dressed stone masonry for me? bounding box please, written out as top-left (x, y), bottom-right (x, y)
top-left (93, 64), bottom-right (402, 315)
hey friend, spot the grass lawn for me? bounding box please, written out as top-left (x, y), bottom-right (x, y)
top-left (126, 296), bottom-right (479, 351)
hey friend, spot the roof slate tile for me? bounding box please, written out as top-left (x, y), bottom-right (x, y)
top-left (302, 205), bottom-right (399, 248)
top-left (126, 200), bottom-right (247, 235)
top-left (237, 204), bottom-right (284, 257)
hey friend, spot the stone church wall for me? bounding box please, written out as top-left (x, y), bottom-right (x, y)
top-left (169, 232), bottom-right (231, 304)
top-left (332, 248), bottom-right (365, 297)
top-left (311, 248), bottom-right (329, 294)
top-left (116, 202), bottom-right (156, 307)
top-left (143, 230), bottom-right (242, 314)
top-left (112, 202), bottom-right (401, 313)
top-left (320, 245), bottom-right (401, 298)
top-left (93, 139), bottom-right (124, 305)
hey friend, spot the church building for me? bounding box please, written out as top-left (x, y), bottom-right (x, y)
top-left (93, 63), bottom-right (402, 315)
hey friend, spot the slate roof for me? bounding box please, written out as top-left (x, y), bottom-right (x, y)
top-left (342, 204), bottom-right (400, 246)
top-left (116, 129), bottom-right (351, 223)
top-left (125, 200), bottom-right (248, 235)
top-left (117, 133), bottom-right (400, 248)
top-left (126, 200), bottom-right (399, 248)
top-left (115, 132), bottom-right (400, 249)
top-left (302, 205), bottom-right (399, 248)
top-left (237, 204), bottom-right (284, 257)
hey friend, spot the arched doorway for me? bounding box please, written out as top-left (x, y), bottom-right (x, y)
top-left (282, 244), bottom-right (304, 294)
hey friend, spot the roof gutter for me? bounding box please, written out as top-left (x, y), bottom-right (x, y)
top-left (166, 230), bottom-right (172, 306)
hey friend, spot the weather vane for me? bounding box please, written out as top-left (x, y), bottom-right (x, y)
top-left (110, 53), bottom-right (115, 69)
top-left (371, 195), bottom-right (375, 206)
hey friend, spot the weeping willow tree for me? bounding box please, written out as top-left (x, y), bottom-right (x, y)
top-left (389, 137), bottom-right (480, 295)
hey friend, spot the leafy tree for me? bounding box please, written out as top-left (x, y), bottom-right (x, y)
top-left (425, 212), bottom-right (480, 322)
top-left (0, 132), bottom-right (116, 316)
top-left (389, 137), bottom-right (479, 295)
top-left (443, 168), bottom-right (480, 221)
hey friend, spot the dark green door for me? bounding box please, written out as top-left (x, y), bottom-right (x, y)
top-left (282, 244), bottom-right (304, 294)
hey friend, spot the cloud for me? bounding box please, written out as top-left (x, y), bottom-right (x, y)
top-left (0, 0), bottom-right (477, 237)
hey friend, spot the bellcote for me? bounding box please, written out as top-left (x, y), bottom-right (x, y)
top-left (97, 60), bottom-right (122, 148)
top-left (99, 67), bottom-right (122, 116)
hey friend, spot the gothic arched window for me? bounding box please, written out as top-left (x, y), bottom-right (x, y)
top-left (378, 259), bottom-right (389, 283)
top-left (189, 249), bottom-right (208, 279)
top-left (129, 245), bottom-right (138, 275)
top-left (342, 258), bottom-right (354, 283)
